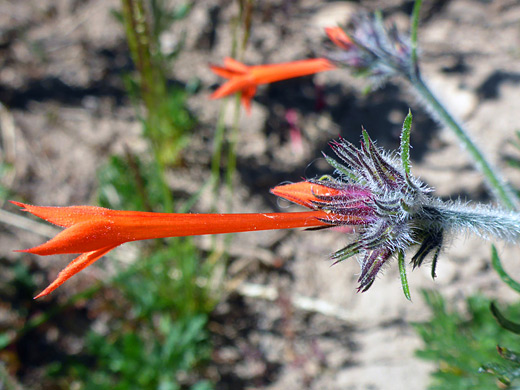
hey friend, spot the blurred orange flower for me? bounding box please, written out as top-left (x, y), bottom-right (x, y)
top-left (324, 26), bottom-right (353, 50)
top-left (210, 57), bottom-right (335, 112)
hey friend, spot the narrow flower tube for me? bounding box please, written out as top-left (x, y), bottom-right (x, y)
top-left (210, 57), bottom-right (335, 112)
top-left (12, 201), bottom-right (335, 298)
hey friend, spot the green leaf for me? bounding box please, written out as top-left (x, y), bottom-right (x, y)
top-left (497, 345), bottom-right (520, 364)
top-left (191, 381), bottom-right (214, 390)
top-left (173, 2), bottom-right (191, 20)
top-left (0, 333), bottom-right (11, 350)
top-left (400, 110), bottom-right (413, 175)
top-left (398, 251), bottom-right (411, 301)
top-left (510, 130), bottom-right (520, 150)
top-left (480, 362), bottom-right (513, 386)
top-left (480, 359), bottom-right (520, 387)
top-left (490, 302), bottom-right (520, 334)
top-left (491, 245), bottom-right (520, 293)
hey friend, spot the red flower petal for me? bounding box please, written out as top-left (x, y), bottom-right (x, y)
top-left (33, 245), bottom-right (119, 299)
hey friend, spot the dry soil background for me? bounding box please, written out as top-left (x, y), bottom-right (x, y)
top-left (2, 0), bottom-right (520, 389)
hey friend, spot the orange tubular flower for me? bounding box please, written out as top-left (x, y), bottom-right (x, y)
top-left (271, 181), bottom-right (343, 208)
top-left (210, 57), bottom-right (335, 112)
top-left (324, 27), bottom-right (353, 50)
top-left (12, 189), bottom-right (347, 298)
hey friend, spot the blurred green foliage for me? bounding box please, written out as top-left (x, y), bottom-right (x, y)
top-left (120, 0), bottom-right (195, 168)
top-left (79, 314), bottom-right (211, 390)
top-left (414, 290), bottom-right (520, 389)
top-left (481, 345), bottom-right (520, 388)
top-left (480, 248), bottom-right (520, 387)
top-left (505, 131), bottom-right (520, 170)
top-left (0, 163), bottom-right (13, 202)
top-left (97, 154), bottom-right (168, 212)
top-left (114, 241), bottom-right (216, 319)
top-left (41, 1), bottom-right (217, 389)
top-left (52, 242), bottom-right (215, 390)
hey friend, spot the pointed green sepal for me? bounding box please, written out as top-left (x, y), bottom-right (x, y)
top-left (317, 174), bottom-right (338, 183)
top-left (361, 127), bottom-right (371, 151)
top-left (324, 154), bottom-right (358, 182)
top-left (331, 241), bottom-right (363, 264)
top-left (400, 197), bottom-right (414, 213)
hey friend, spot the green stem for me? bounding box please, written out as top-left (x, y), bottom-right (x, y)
top-left (410, 73), bottom-right (518, 210)
top-left (409, 0), bottom-right (516, 210)
top-left (221, 0), bottom-right (254, 212)
top-left (210, 103), bottom-right (228, 204)
top-left (225, 94), bottom-right (241, 210)
top-left (121, 0), bottom-right (175, 212)
top-left (121, 0), bottom-right (165, 121)
top-left (410, 0), bottom-right (422, 71)
top-left (430, 201), bottom-right (520, 241)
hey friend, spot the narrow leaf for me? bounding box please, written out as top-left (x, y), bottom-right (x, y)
top-left (400, 110), bottom-right (413, 175)
top-left (497, 345), bottom-right (520, 364)
top-left (491, 302), bottom-right (520, 334)
top-left (480, 362), bottom-right (514, 386)
top-left (491, 245), bottom-right (520, 293)
top-left (398, 251), bottom-right (411, 301)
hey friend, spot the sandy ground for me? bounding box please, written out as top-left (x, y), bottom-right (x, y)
top-left (2, 0), bottom-right (520, 389)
